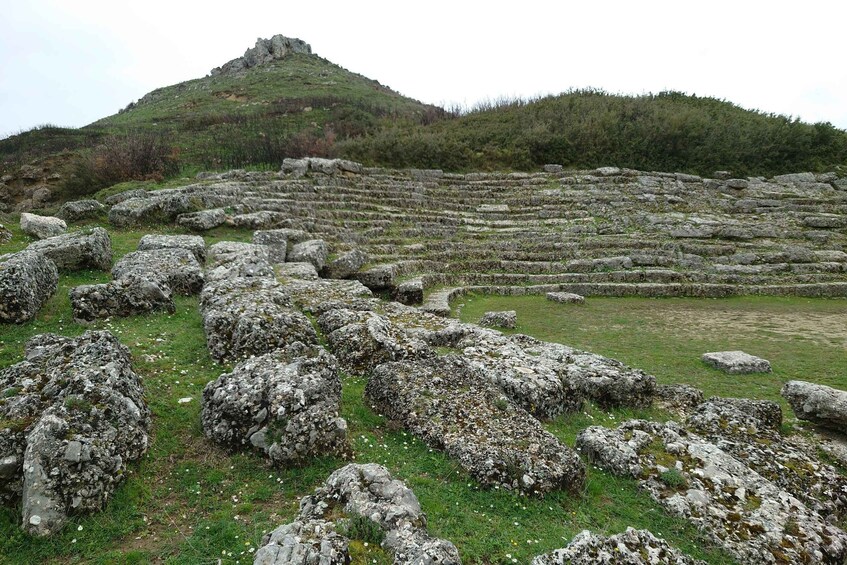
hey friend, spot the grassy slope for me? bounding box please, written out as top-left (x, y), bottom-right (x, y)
top-left (0, 217), bottom-right (740, 564)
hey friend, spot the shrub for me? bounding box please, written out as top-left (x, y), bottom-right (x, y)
top-left (337, 513), bottom-right (385, 545)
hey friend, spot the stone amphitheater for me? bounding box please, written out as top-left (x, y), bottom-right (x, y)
top-left (2, 158), bottom-right (847, 564)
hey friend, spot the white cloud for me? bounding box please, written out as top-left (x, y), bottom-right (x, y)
top-left (1, 0), bottom-right (845, 138)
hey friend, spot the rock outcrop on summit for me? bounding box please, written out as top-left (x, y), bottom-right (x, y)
top-left (210, 34), bottom-right (311, 76)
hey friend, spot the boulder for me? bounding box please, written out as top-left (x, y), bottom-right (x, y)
top-left (366, 355), bottom-right (586, 495)
top-left (323, 249), bottom-right (368, 279)
top-left (137, 234), bottom-right (206, 264)
top-left (288, 239), bottom-right (329, 271)
top-left (20, 213), bottom-right (66, 240)
top-left (202, 342), bottom-right (348, 466)
top-left (256, 463), bottom-right (459, 564)
top-left (701, 351), bottom-right (771, 374)
top-left (0, 223), bottom-right (11, 244)
top-left (546, 292), bottom-right (585, 304)
top-left (200, 277), bottom-right (317, 362)
top-left (26, 228), bottom-right (112, 271)
top-left (0, 250), bottom-right (58, 323)
top-left (103, 189), bottom-right (149, 206)
top-left (206, 242), bottom-right (273, 283)
top-left (0, 331), bottom-right (150, 536)
top-left (479, 310), bottom-right (517, 329)
top-left (69, 276), bottom-right (175, 323)
top-left (655, 383), bottom-right (705, 411)
top-left (394, 279), bottom-right (424, 305)
top-left (176, 208), bottom-right (227, 231)
top-left (532, 528), bottom-right (705, 565)
top-left (112, 248), bottom-right (204, 296)
top-left (56, 199), bottom-right (105, 221)
top-left (782, 381), bottom-right (847, 432)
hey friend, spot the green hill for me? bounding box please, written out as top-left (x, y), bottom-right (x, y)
top-left (1, 35), bottom-right (846, 208)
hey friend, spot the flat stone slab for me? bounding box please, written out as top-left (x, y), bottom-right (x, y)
top-left (112, 248), bottom-right (204, 296)
top-left (702, 350), bottom-right (771, 374)
top-left (546, 292), bottom-right (585, 304)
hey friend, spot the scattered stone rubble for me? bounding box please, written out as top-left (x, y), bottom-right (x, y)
top-left (701, 351), bottom-right (771, 374)
top-left (255, 463), bottom-right (460, 564)
top-left (782, 380), bottom-right (847, 432)
top-left (0, 331), bottom-right (150, 536)
top-left (576, 419), bottom-right (847, 564)
top-left (366, 355), bottom-right (586, 495)
top-left (202, 342), bottom-right (348, 466)
top-left (27, 227), bottom-right (112, 271)
top-left (20, 212), bottom-right (66, 239)
top-left (532, 527), bottom-right (705, 565)
top-left (0, 250), bottom-right (58, 323)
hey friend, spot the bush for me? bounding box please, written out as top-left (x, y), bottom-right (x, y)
top-left (337, 513), bottom-right (385, 545)
top-left (60, 132), bottom-right (180, 198)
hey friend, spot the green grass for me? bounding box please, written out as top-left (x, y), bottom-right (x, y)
top-left (456, 294), bottom-right (847, 410)
top-left (16, 221), bottom-right (847, 563)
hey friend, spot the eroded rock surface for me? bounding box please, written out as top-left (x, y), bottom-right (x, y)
top-left (479, 310), bottom-right (517, 329)
top-left (576, 420), bottom-right (847, 564)
top-left (69, 276), bottom-right (175, 322)
top-left (202, 342), bottom-right (348, 466)
top-left (366, 355), bottom-right (585, 495)
top-left (532, 527), bottom-right (705, 565)
top-left (27, 227), bottom-right (112, 271)
top-left (0, 331), bottom-right (150, 536)
top-left (0, 250), bottom-right (58, 323)
top-left (138, 234), bottom-right (206, 263)
top-left (256, 463), bottom-right (459, 564)
top-left (57, 199), bottom-right (104, 221)
top-left (112, 248), bottom-right (204, 295)
top-left (702, 351), bottom-right (771, 374)
top-left (782, 380), bottom-right (847, 432)
top-left (20, 213), bottom-right (66, 239)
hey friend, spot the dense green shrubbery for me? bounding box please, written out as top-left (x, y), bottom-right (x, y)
top-left (340, 90), bottom-right (847, 176)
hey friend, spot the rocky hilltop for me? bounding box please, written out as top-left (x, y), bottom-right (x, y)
top-left (209, 34), bottom-right (312, 76)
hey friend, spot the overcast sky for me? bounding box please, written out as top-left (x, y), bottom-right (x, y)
top-left (2, 1), bottom-right (846, 139)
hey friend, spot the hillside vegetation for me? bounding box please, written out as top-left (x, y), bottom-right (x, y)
top-left (1, 44), bottom-right (846, 206)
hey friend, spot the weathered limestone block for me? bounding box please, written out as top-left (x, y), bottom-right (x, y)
top-left (138, 234), bottom-right (206, 263)
top-left (200, 277), bottom-right (317, 362)
top-left (479, 310), bottom-right (517, 329)
top-left (252, 229), bottom-right (289, 263)
top-left (782, 380), bottom-right (847, 433)
top-left (0, 250), bottom-right (58, 323)
top-left (289, 239), bottom-right (329, 271)
top-left (56, 199), bottom-right (105, 221)
top-left (20, 213), bottom-right (66, 239)
top-left (69, 276), bottom-right (175, 323)
top-left (546, 292), bottom-right (585, 304)
top-left (357, 263), bottom-right (398, 291)
top-left (281, 277), bottom-right (374, 314)
top-left (0, 331), bottom-right (150, 536)
top-left (318, 309), bottom-right (434, 375)
top-left (278, 262), bottom-right (318, 280)
top-left (576, 420), bottom-right (847, 564)
top-left (323, 249), bottom-right (368, 279)
top-left (532, 528), bottom-right (705, 565)
top-left (655, 383), bottom-right (705, 411)
top-left (702, 351), bottom-right (771, 374)
top-left (394, 279), bottom-right (424, 305)
top-left (176, 208), bottom-right (227, 231)
top-left (112, 248), bottom-right (204, 295)
top-left (202, 342), bottom-right (348, 466)
top-left (256, 463), bottom-right (459, 564)
top-left (229, 210), bottom-right (286, 229)
top-left (366, 356), bottom-right (586, 495)
top-left (0, 223), bottom-right (11, 244)
top-left (27, 228), bottom-right (112, 271)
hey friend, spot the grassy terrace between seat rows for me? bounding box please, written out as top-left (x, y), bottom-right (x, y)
top-left (2, 218), bottom-right (845, 564)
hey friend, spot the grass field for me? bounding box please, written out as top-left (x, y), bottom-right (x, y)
top-left (6, 219), bottom-right (846, 563)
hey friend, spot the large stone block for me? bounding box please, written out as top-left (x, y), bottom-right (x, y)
top-left (0, 250), bottom-right (58, 323)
